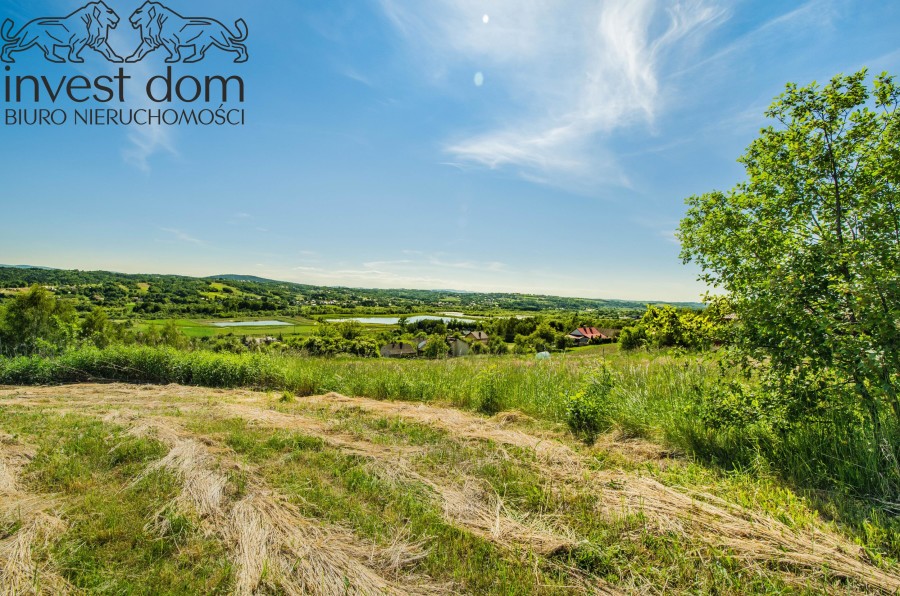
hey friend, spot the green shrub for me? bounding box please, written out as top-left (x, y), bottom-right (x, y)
top-left (565, 364), bottom-right (616, 444)
top-left (474, 365), bottom-right (505, 415)
top-left (618, 326), bottom-right (646, 351)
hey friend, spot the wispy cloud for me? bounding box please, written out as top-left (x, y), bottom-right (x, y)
top-left (104, 28), bottom-right (179, 173)
top-left (379, 0), bottom-right (727, 189)
top-left (161, 228), bottom-right (204, 246)
top-left (121, 65), bottom-right (179, 172)
top-left (671, 0), bottom-right (834, 80)
top-left (340, 66), bottom-right (374, 87)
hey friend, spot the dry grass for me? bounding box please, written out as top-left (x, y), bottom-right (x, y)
top-left (222, 402), bottom-right (581, 559)
top-left (5, 384), bottom-right (900, 593)
top-left (0, 436), bottom-right (68, 596)
top-left (294, 392), bottom-right (900, 594)
top-left (110, 411), bottom-right (439, 596)
top-left (0, 513), bottom-right (68, 596)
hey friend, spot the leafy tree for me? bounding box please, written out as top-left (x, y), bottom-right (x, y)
top-left (679, 70), bottom-right (900, 438)
top-left (336, 320), bottom-right (363, 340)
top-left (422, 336), bottom-right (449, 359)
top-left (80, 307), bottom-right (111, 348)
top-left (555, 333), bottom-right (575, 351)
top-left (0, 285), bottom-right (76, 355)
top-left (618, 325), bottom-right (646, 351)
top-left (513, 334), bottom-right (535, 355)
top-left (159, 320), bottom-right (188, 349)
top-left (528, 323), bottom-right (558, 352)
top-left (619, 305), bottom-right (714, 351)
top-left (486, 335), bottom-right (509, 355)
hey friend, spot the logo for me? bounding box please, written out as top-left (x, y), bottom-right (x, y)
top-left (126, 2), bottom-right (248, 64)
top-left (2, 2), bottom-right (249, 129)
top-left (1, 2), bottom-right (124, 64)
top-left (1, 1), bottom-right (248, 64)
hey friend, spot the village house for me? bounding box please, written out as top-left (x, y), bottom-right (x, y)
top-left (566, 326), bottom-right (608, 346)
top-left (448, 337), bottom-right (470, 357)
top-left (380, 342), bottom-right (418, 358)
top-left (463, 330), bottom-right (489, 345)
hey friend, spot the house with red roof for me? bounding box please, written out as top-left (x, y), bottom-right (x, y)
top-left (567, 327), bottom-right (608, 346)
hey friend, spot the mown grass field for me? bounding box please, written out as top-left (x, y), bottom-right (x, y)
top-left (1, 348), bottom-right (899, 594)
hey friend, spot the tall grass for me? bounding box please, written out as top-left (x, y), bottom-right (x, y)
top-left (1, 346), bottom-right (898, 518)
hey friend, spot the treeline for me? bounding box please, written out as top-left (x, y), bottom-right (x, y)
top-left (0, 283), bottom-right (731, 361)
top-left (0, 286), bottom-right (191, 356)
top-left (619, 301), bottom-right (733, 351)
top-left (0, 267), bottom-right (698, 319)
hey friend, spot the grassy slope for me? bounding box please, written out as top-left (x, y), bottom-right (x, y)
top-left (1, 347), bottom-right (899, 593)
top-left (4, 384), bottom-right (896, 594)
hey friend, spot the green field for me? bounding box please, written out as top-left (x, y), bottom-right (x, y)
top-left (137, 317), bottom-right (320, 339)
top-left (2, 347), bottom-right (898, 594)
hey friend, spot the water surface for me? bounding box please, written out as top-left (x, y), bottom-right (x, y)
top-left (210, 320), bottom-right (292, 328)
top-left (327, 315), bottom-right (474, 325)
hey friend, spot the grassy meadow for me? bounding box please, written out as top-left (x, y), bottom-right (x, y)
top-left (1, 379), bottom-right (897, 594)
top-left (136, 317), bottom-right (319, 339)
top-left (2, 345), bottom-right (899, 578)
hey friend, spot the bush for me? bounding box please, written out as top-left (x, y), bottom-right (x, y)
top-left (474, 365), bottom-right (505, 415)
top-left (618, 326), bottom-right (646, 351)
top-left (565, 364), bottom-right (616, 444)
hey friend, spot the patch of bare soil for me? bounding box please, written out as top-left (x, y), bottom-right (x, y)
top-left (0, 435), bottom-right (68, 596)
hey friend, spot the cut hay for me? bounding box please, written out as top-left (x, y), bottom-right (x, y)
top-left (0, 438), bottom-right (68, 596)
top-left (224, 403), bottom-right (578, 558)
top-left (124, 415), bottom-right (439, 596)
top-left (0, 513), bottom-right (68, 596)
top-left (6, 385), bottom-right (900, 593)
top-left (407, 470), bottom-right (573, 557)
top-left (302, 393), bottom-right (900, 593)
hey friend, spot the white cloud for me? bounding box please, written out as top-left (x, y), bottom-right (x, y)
top-left (103, 25), bottom-right (179, 173)
top-left (671, 0), bottom-right (832, 80)
top-left (284, 252), bottom-right (509, 291)
top-left (120, 61), bottom-right (179, 172)
top-left (379, 0), bottom-right (727, 189)
top-left (161, 228), bottom-right (204, 246)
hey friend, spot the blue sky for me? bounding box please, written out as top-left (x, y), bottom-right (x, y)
top-left (1, 0), bottom-right (898, 301)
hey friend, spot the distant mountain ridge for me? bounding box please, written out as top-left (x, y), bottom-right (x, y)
top-left (0, 264), bottom-right (56, 270)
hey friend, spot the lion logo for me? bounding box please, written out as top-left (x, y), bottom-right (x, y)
top-left (126, 2), bottom-right (248, 64)
top-left (1, 2), bottom-right (123, 63)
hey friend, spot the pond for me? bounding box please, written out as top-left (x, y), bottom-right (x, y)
top-left (210, 320), bottom-right (293, 328)
top-left (326, 315), bottom-right (474, 325)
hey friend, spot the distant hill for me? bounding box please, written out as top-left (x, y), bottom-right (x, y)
top-left (208, 274), bottom-right (283, 284)
top-left (0, 266), bottom-right (704, 313)
top-left (0, 265), bottom-right (55, 270)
